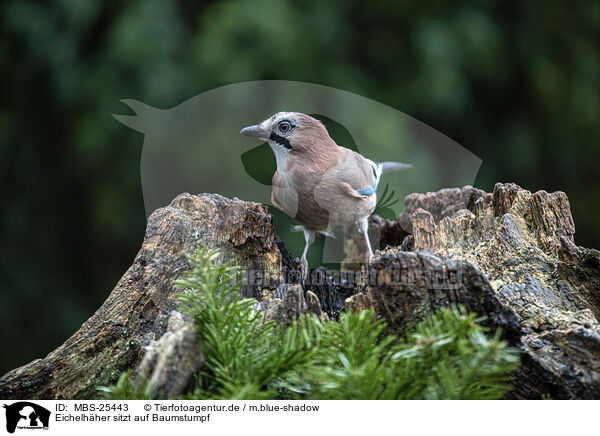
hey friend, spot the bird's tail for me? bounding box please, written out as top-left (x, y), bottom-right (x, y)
top-left (379, 161), bottom-right (413, 174)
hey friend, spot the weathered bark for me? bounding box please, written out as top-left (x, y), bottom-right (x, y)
top-left (261, 285), bottom-right (329, 325)
top-left (352, 183), bottom-right (600, 399)
top-left (0, 193), bottom-right (284, 399)
top-left (134, 311), bottom-right (204, 399)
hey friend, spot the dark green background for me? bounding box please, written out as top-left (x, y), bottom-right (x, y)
top-left (1, 0), bottom-right (598, 374)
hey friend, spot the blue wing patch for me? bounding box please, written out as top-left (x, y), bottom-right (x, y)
top-left (356, 162), bottom-right (381, 196)
top-left (357, 183), bottom-right (378, 196)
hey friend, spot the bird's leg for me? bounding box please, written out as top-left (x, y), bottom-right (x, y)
top-left (358, 218), bottom-right (374, 262)
top-left (300, 229), bottom-right (315, 284)
top-left (358, 218), bottom-right (374, 281)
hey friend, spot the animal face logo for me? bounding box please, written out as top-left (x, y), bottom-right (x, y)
top-left (3, 402), bottom-right (50, 433)
top-left (113, 80), bottom-right (481, 265)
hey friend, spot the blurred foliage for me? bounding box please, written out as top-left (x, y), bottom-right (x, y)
top-left (1, 0), bottom-right (598, 374)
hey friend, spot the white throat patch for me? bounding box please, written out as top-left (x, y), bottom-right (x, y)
top-left (269, 141), bottom-right (290, 173)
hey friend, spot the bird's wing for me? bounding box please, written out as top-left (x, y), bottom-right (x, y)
top-left (332, 148), bottom-right (379, 196)
top-left (311, 148), bottom-right (378, 225)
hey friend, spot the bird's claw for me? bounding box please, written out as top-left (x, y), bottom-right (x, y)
top-left (299, 256), bottom-right (309, 285)
top-left (365, 250), bottom-right (374, 266)
top-left (363, 249), bottom-right (374, 285)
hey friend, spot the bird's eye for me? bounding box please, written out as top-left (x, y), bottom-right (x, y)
top-left (278, 121), bottom-right (292, 133)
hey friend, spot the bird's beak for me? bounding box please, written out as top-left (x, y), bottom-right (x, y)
top-left (240, 125), bottom-right (270, 139)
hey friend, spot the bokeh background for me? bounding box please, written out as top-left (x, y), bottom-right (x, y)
top-left (1, 0), bottom-right (598, 374)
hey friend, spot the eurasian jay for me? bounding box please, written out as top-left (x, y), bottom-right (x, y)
top-left (241, 112), bottom-right (411, 281)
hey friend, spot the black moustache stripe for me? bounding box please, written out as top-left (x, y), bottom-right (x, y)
top-left (270, 132), bottom-right (292, 150)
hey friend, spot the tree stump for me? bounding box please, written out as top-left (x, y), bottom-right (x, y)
top-left (0, 193), bottom-right (284, 399)
top-left (1, 184), bottom-right (599, 399)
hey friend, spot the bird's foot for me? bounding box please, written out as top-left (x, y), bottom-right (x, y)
top-left (363, 249), bottom-right (374, 285)
top-left (365, 249), bottom-right (374, 266)
top-left (299, 256), bottom-right (309, 285)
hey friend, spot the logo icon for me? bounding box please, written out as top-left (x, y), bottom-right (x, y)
top-left (113, 80), bottom-right (481, 267)
top-left (3, 402), bottom-right (50, 433)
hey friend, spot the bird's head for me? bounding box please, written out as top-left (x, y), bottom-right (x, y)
top-left (240, 112), bottom-right (336, 165)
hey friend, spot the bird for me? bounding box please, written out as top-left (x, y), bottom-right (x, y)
top-left (240, 112), bottom-right (411, 282)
